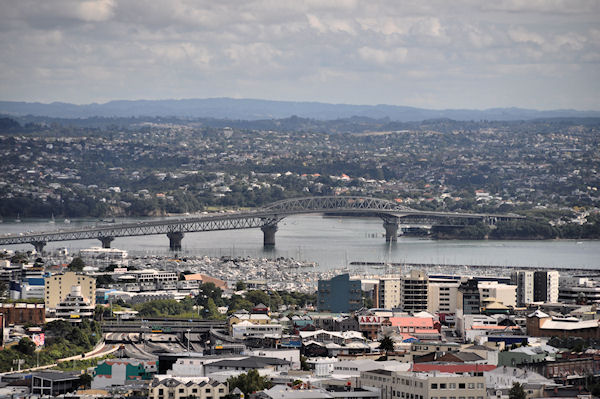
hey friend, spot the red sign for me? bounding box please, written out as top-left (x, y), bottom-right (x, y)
top-left (359, 316), bottom-right (381, 325)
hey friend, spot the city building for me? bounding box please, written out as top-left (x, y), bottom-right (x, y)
top-left (318, 273), bottom-right (362, 313)
top-left (231, 320), bottom-right (283, 340)
top-left (457, 279), bottom-right (481, 314)
top-left (44, 271), bottom-right (96, 310)
top-left (31, 371), bottom-right (81, 396)
top-left (55, 285), bottom-right (95, 321)
top-left (478, 282), bottom-right (517, 308)
top-left (559, 277), bottom-right (600, 304)
top-left (377, 277), bottom-right (402, 309)
top-left (526, 309), bottom-right (600, 339)
top-left (534, 270), bottom-right (560, 303)
top-left (360, 369), bottom-right (487, 399)
top-left (512, 270), bottom-right (560, 305)
top-left (401, 270), bottom-right (429, 313)
top-left (428, 281), bottom-right (459, 315)
top-left (92, 358), bottom-right (157, 388)
top-left (0, 303), bottom-right (45, 325)
top-left (511, 271), bottom-right (534, 306)
top-left (183, 273), bottom-right (227, 290)
top-left (148, 376), bottom-right (228, 399)
top-left (79, 246), bottom-right (128, 266)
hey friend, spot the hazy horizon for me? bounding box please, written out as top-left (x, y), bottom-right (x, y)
top-left (2, 96), bottom-right (599, 113)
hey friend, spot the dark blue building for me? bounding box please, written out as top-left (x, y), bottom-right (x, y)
top-left (318, 273), bottom-right (362, 313)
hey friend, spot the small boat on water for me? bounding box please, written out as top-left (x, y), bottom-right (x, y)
top-left (64, 218), bottom-right (71, 224)
top-left (49, 213), bottom-right (55, 224)
top-left (15, 213), bottom-right (21, 223)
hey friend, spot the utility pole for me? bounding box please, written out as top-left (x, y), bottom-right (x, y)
top-left (186, 329), bottom-right (191, 352)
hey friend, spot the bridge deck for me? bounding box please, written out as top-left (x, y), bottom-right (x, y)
top-left (0, 196), bottom-right (524, 246)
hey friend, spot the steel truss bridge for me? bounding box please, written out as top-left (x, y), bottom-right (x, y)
top-left (0, 196), bottom-right (524, 252)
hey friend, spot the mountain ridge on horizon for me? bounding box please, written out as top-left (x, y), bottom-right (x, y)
top-left (0, 97), bottom-right (598, 122)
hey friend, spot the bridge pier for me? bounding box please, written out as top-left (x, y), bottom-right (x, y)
top-left (261, 224), bottom-right (278, 247)
top-left (32, 241), bottom-right (46, 254)
top-left (167, 232), bottom-right (184, 251)
top-left (383, 218), bottom-right (399, 242)
top-left (99, 236), bottom-right (114, 248)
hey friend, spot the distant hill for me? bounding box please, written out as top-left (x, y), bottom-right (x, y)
top-left (0, 98), bottom-right (598, 122)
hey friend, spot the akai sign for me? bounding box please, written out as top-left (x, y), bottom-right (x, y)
top-left (358, 316), bottom-right (381, 325)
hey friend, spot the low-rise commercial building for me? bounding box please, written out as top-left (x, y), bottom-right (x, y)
top-left (0, 303), bottom-right (45, 325)
top-left (360, 369), bottom-right (486, 399)
top-left (148, 376), bottom-right (228, 399)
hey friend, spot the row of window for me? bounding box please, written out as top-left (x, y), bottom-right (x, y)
top-left (430, 396), bottom-right (483, 399)
top-left (431, 383), bottom-right (484, 389)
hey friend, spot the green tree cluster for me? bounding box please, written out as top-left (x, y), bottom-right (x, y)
top-left (0, 319), bottom-right (101, 372)
top-left (134, 297), bottom-right (195, 318)
top-left (226, 369), bottom-right (272, 396)
top-left (68, 257), bottom-right (85, 272)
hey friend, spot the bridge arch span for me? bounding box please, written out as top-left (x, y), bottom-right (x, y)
top-left (0, 196), bottom-right (523, 251)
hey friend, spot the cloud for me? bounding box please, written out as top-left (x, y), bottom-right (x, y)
top-left (358, 47), bottom-right (408, 65)
top-left (0, 0), bottom-right (598, 109)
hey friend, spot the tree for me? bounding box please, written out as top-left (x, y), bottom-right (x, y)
top-left (16, 337), bottom-right (36, 356)
top-left (245, 290), bottom-right (270, 307)
top-left (509, 382), bottom-right (527, 399)
top-left (226, 369), bottom-right (272, 395)
top-left (203, 298), bottom-right (221, 319)
top-left (68, 257), bottom-right (85, 271)
top-left (378, 336), bottom-right (395, 353)
top-left (197, 282), bottom-right (224, 308)
top-left (235, 281), bottom-right (247, 291)
top-left (300, 355), bottom-right (309, 371)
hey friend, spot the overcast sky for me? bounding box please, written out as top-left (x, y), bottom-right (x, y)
top-left (1, 0), bottom-right (599, 110)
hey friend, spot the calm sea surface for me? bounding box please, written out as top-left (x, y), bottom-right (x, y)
top-left (1, 215), bottom-right (599, 271)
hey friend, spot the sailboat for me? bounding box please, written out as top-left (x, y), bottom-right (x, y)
top-left (15, 213), bottom-right (21, 223)
top-left (49, 213), bottom-right (55, 224)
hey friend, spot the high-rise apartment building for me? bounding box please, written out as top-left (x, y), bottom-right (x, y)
top-left (428, 281), bottom-right (459, 314)
top-left (457, 278), bottom-right (481, 314)
top-left (534, 270), bottom-right (560, 303)
top-left (511, 270), bottom-right (559, 306)
top-left (44, 272), bottom-right (96, 310)
top-left (401, 270), bottom-right (429, 313)
top-left (317, 273), bottom-right (362, 313)
top-left (511, 271), bottom-right (534, 306)
top-left (377, 277), bottom-right (402, 309)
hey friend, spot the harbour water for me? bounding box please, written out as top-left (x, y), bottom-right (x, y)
top-left (1, 215), bottom-right (599, 271)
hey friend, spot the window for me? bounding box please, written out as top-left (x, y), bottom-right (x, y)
top-left (477, 383), bottom-right (484, 389)
top-left (431, 384), bottom-right (438, 389)
top-left (440, 384), bottom-right (447, 389)
top-left (459, 384), bottom-right (465, 389)
top-left (178, 388), bottom-right (184, 393)
top-left (468, 383), bottom-right (475, 389)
